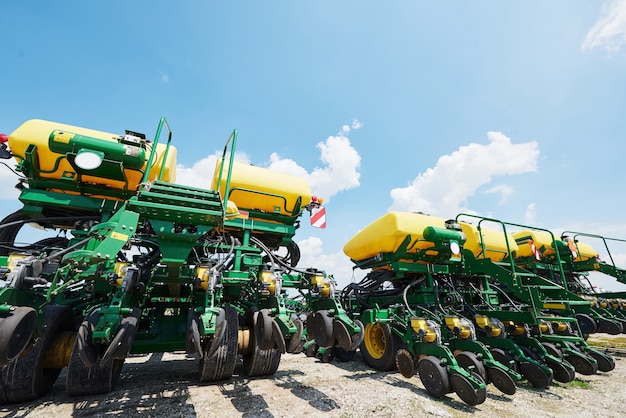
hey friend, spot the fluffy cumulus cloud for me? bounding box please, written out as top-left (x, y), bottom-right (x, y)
top-left (582, 0), bottom-right (626, 52)
top-left (389, 131), bottom-right (539, 218)
top-left (267, 123), bottom-right (362, 202)
top-left (524, 203), bottom-right (537, 225)
top-left (296, 236), bottom-right (362, 289)
top-left (175, 151), bottom-right (251, 189)
top-left (176, 122), bottom-right (362, 203)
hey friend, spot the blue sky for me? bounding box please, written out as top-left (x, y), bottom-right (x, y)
top-left (2, 1), bottom-right (626, 291)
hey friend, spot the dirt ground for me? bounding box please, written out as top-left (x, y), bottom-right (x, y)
top-left (1, 335), bottom-right (624, 418)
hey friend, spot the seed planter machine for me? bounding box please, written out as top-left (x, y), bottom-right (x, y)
top-left (0, 118), bottom-right (361, 403)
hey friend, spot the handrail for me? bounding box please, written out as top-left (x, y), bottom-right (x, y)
top-left (215, 129), bottom-right (238, 212)
top-left (455, 213), bottom-right (568, 290)
top-left (140, 117), bottom-right (173, 187)
top-left (561, 230), bottom-right (626, 269)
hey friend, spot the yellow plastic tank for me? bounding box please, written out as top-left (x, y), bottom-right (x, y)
top-left (343, 212), bottom-right (448, 261)
top-left (8, 119), bottom-right (176, 191)
top-left (211, 159), bottom-right (312, 216)
top-left (459, 223), bottom-right (518, 261)
top-left (512, 230), bottom-right (555, 258)
top-left (571, 241), bottom-right (598, 262)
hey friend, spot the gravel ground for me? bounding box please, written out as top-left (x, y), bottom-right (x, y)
top-left (1, 335), bottom-right (624, 418)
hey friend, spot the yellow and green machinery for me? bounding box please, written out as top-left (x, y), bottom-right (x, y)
top-left (340, 211), bottom-right (620, 406)
top-left (0, 118), bottom-right (362, 403)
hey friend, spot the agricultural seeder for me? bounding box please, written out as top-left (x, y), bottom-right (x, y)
top-left (521, 230), bottom-right (626, 335)
top-left (0, 118), bottom-right (362, 403)
top-left (453, 214), bottom-right (616, 376)
top-left (339, 211), bottom-right (620, 406)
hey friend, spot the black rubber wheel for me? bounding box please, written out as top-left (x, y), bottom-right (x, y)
top-left (544, 357), bottom-right (575, 383)
top-left (66, 351), bottom-right (124, 396)
top-left (541, 342), bottom-right (563, 359)
top-left (0, 306), bottom-right (37, 365)
top-left (271, 320), bottom-right (286, 354)
top-left (75, 309), bottom-right (101, 368)
top-left (200, 306), bottom-right (238, 382)
top-left (334, 347), bottom-right (356, 362)
top-left (0, 209), bottom-right (28, 256)
top-left (597, 319), bottom-right (623, 335)
top-left (310, 310), bottom-right (334, 347)
top-left (575, 313), bottom-right (597, 335)
top-left (320, 348), bottom-right (334, 363)
top-left (418, 356), bottom-right (450, 398)
top-left (587, 350), bottom-right (615, 372)
top-left (490, 348), bottom-right (518, 373)
top-left (66, 309), bottom-right (125, 396)
top-left (359, 323), bottom-right (400, 371)
top-left (455, 351), bottom-right (487, 382)
top-left (350, 320), bottom-right (365, 350)
top-left (488, 367), bottom-right (516, 395)
top-left (519, 362), bottom-right (553, 388)
top-left (304, 343), bottom-right (318, 358)
top-left (186, 309), bottom-right (203, 358)
top-left (255, 309), bottom-right (275, 351)
top-left (396, 348), bottom-right (416, 378)
top-left (287, 319), bottom-right (304, 353)
top-left (0, 305), bottom-right (73, 403)
top-left (451, 373), bottom-right (486, 406)
top-left (565, 353), bottom-right (597, 376)
top-left (243, 320), bottom-right (281, 377)
top-left (101, 308), bottom-right (140, 364)
top-left (333, 319), bottom-right (352, 351)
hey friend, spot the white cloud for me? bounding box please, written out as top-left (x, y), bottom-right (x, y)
top-left (582, 0), bottom-right (626, 52)
top-left (483, 184), bottom-right (513, 204)
top-left (267, 128), bottom-right (361, 202)
top-left (176, 123), bottom-right (362, 203)
top-left (296, 236), bottom-right (363, 289)
top-left (389, 131), bottom-right (539, 218)
top-left (524, 203), bottom-right (537, 225)
top-left (351, 119), bottom-right (363, 130)
top-left (175, 151), bottom-right (250, 189)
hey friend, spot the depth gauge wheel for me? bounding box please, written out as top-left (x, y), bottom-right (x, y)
top-left (587, 350), bottom-right (615, 372)
top-left (0, 305), bottom-right (73, 403)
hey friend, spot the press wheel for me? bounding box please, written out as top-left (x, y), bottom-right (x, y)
top-left (451, 372), bottom-right (486, 406)
top-left (544, 357), bottom-right (575, 383)
top-left (200, 306), bottom-right (238, 381)
top-left (455, 351), bottom-right (487, 382)
top-left (490, 348), bottom-right (518, 373)
top-left (0, 305), bottom-right (73, 403)
top-left (334, 346), bottom-right (356, 362)
top-left (587, 350), bottom-right (615, 372)
top-left (310, 310), bottom-right (334, 347)
top-left (255, 309), bottom-right (274, 350)
top-left (519, 361), bottom-right (552, 388)
top-left (488, 367), bottom-right (516, 395)
top-left (417, 356), bottom-right (450, 398)
top-left (565, 353), bottom-right (597, 375)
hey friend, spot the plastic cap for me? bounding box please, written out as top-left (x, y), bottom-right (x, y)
top-left (0, 134), bottom-right (8, 143)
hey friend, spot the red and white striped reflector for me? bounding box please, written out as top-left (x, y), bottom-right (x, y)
top-left (310, 206), bottom-right (326, 228)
